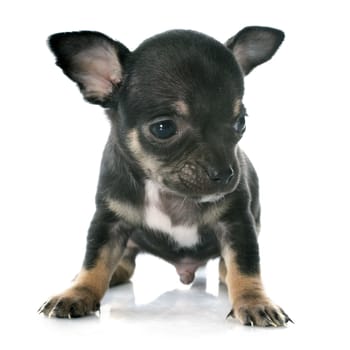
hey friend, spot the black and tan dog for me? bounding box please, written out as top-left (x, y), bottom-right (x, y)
top-left (39, 27), bottom-right (291, 327)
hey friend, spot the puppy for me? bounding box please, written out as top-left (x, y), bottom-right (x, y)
top-left (39, 27), bottom-right (291, 327)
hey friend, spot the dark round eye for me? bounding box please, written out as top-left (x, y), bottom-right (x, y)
top-left (233, 115), bottom-right (246, 134)
top-left (150, 119), bottom-right (177, 139)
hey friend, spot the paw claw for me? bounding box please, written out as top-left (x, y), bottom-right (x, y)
top-left (38, 305), bottom-right (44, 314)
top-left (226, 309), bottom-right (235, 319)
top-left (280, 309), bottom-right (294, 324)
top-left (267, 318), bottom-right (278, 327)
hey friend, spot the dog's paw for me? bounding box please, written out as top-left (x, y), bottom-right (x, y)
top-left (38, 287), bottom-right (100, 318)
top-left (227, 298), bottom-right (292, 327)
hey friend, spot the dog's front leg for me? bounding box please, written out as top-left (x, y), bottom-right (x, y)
top-left (220, 219), bottom-right (291, 327)
top-left (39, 210), bottom-right (129, 318)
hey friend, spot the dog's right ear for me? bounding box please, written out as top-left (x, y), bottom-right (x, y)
top-left (226, 26), bottom-right (284, 75)
top-left (48, 31), bottom-right (130, 107)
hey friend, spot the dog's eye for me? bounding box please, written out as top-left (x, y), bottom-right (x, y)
top-left (233, 111), bottom-right (247, 134)
top-left (150, 119), bottom-right (177, 139)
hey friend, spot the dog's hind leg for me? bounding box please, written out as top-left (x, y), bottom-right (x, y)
top-left (109, 244), bottom-right (139, 286)
top-left (219, 257), bottom-right (227, 284)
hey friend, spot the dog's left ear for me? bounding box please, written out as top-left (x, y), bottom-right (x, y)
top-left (48, 31), bottom-right (130, 107)
top-left (226, 26), bottom-right (284, 75)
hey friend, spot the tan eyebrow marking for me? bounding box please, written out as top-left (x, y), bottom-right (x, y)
top-left (174, 100), bottom-right (189, 117)
top-left (233, 99), bottom-right (242, 116)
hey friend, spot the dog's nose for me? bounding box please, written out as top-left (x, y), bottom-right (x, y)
top-left (206, 166), bottom-right (234, 185)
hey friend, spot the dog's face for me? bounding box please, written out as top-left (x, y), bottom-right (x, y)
top-left (49, 28), bottom-right (284, 201)
top-left (119, 32), bottom-right (245, 201)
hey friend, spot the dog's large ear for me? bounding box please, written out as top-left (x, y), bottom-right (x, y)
top-left (48, 31), bottom-right (130, 107)
top-left (226, 26), bottom-right (284, 75)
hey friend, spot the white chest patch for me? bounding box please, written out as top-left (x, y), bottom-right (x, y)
top-left (144, 180), bottom-right (199, 247)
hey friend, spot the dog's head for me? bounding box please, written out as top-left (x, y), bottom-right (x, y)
top-left (49, 27), bottom-right (284, 202)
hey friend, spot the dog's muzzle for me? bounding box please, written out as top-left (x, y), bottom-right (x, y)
top-left (161, 161), bottom-right (238, 201)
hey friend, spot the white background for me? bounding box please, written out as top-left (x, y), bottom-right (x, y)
top-left (1, 0), bottom-right (350, 348)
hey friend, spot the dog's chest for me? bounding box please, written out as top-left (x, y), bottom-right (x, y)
top-left (143, 180), bottom-right (199, 247)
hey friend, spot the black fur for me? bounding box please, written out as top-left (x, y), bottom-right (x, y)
top-left (40, 27), bottom-right (288, 326)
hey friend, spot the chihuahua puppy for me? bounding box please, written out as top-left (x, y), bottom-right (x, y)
top-left (39, 27), bottom-right (291, 327)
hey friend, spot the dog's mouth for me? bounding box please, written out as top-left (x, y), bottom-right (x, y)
top-left (196, 193), bottom-right (226, 203)
top-left (160, 180), bottom-right (233, 203)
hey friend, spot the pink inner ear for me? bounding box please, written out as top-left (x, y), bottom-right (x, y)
top-left (72, 45), bottom-right (122, 100)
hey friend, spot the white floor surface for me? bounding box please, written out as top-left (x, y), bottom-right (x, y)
top-left (4, 249), bottom-right (349, 349)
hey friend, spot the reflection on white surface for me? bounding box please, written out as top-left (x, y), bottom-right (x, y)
top-left (4, 240), bottom-right (347, 350)
top-left (103, 257), bottom-right (229, 325)
top-left (4, 255), bottom-right (293, 349)
top-left (103, 265), bottom-right (231, 335)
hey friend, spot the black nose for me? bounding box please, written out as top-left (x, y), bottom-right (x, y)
top-left (206, 166), bottom-right (234, 185)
